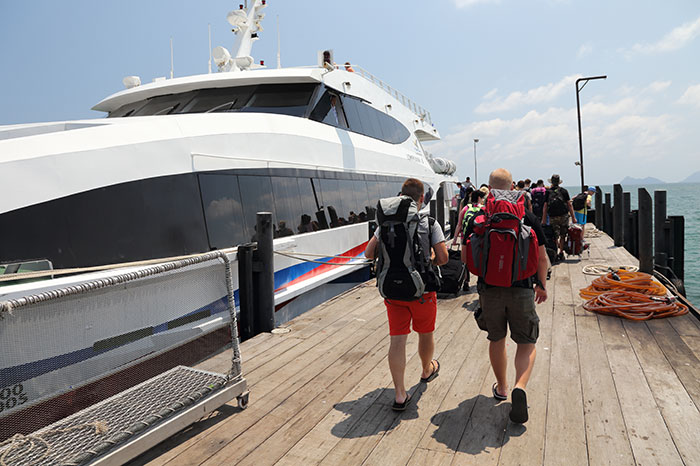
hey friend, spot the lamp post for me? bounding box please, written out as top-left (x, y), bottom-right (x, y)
top-left (473, 138), bottom-right (479, 186)
top-left (576, 75), bottom-right (606, 193)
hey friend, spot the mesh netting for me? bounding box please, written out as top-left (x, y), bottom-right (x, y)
top-left (0, 251), bottom-right (241, 458)
top-left (0, 367), bottom-right (228, 465)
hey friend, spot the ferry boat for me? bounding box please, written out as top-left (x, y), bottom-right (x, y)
top-left (0, 1), bottom-right (457, 438)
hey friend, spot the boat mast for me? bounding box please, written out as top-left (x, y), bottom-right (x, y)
top-left (227, 0), bottom-right (267, 71)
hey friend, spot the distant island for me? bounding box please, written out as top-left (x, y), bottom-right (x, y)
top-left (620, 176), bottom-right (666, 185)
top-left (682, 171), bottom-right (700, 183)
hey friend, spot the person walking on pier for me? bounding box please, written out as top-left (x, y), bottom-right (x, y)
top-left (542, 174), bottom-right (576, 261)
top-left (365, 178), bottom-right (448, 411)
top-left (462, 168), bottom-right (549, 424)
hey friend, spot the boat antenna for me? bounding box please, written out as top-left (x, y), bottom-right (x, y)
top-left (208, 23), bottom-right (212, 74)
top-left (170, 37), bottom-right (174, 79)
top-left (276, 15), bottom-right (281, 69)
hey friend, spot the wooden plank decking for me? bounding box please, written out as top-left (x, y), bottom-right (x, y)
top-left (131, 231), bottom-right (700, 465)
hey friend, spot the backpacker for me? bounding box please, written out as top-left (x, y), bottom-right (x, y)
top-left (531, 187), bottom-right (546, 218)
top-left (572, 192), bottom-right (588, 211)
top-left (437, 249), bottom-right (466, 297)
top-left (547, 187), bottom-right (567, 216)
top-left (565, 223), bottom-right (589, 256)
top-left (375, 196), bottom-right (440, 300)
top-left (465, 189), bottom-right (539, 287)
top-left (461, 204), bottom-right (482, 235)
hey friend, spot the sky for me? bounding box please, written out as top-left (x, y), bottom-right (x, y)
top-left (1, 0), bottom-right (699, 185)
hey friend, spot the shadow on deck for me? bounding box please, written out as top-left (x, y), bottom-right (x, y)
top-left (130, 232), bottom-right (700, 466)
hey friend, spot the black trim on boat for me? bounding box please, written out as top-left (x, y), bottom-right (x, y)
top-left (0, 168), bottom-right (414, 271)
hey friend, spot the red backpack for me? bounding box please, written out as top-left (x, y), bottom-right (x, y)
top-left (465, 189), bottom-right (539, 287)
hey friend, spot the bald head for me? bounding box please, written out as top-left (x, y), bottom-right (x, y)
top-left (489, 168), bottom-right (513, 190)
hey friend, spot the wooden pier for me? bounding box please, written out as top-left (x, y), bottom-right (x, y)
top-left (132, 231), bottom-right (700, 465)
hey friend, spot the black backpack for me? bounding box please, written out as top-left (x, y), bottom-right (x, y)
top-left (547, 187), bottom-right (567, 216)
top-left (572, 192), bottom-right (587, 211)
top-left (376, 196), bottom-right (440, 300)
top-left (530, 187), bottom-right (547, 217)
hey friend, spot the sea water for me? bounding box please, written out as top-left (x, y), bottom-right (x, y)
top-left (568, 182), bottom-right (700, 307)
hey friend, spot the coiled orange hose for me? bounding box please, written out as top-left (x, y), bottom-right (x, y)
top-left (583, 290), bottom-right (688, 320)
top-left (579, 270), bottom-right (667, 300)
top-left (580, 270), bottom-right (688, 320)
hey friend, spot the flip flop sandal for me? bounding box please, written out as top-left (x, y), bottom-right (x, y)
top-left (492, 382), bottom-right (507, 401)
top-left (391, 393), bottom-right (412, 411)
top-left (509, 388), bottom-right (529, 424)
top-left (420, 360), bottom-right (440, 383)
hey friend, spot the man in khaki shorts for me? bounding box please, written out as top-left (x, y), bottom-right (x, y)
top-left (462, 168), bottom-right (549, 424)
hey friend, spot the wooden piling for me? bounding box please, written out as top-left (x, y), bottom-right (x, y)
top-left (604, 192), bottom-right (613, 236)
top-left (623, 192), bottom-right (632, 253)
top-left (669, 215), bottom-right (685, 281)
top-left (594, 186), bottom-right (603, 230)
top-left (638, 188), bottom-right (653, 273)
top-left (255, 212), bottom-right (275, 334)
top-left (237, 243), bottom-right (255, 340)
top-left (654, 191), bottom-right (667, 270)
top-left (613, 184), bottom-right (624, 247)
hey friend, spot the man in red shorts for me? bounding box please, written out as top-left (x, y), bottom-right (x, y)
top-left (365, 178), bottom-right (448, 410)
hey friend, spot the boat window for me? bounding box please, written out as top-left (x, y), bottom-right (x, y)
top-left (238, 175), bottom-right (277, 241)
top-left (131, 92), bottom-right (195, 117)
top-left (108, 100), bottom-right (148, 118)
top-left (198, 174), bottom-right (248, 248)
top-left (271, 176), bottom-right (303, 237)
top-left (309, 91), bottom-right (348, 128)
top-left (178, 86), bottom-right (256, 114)
top-left (237, 83), bottom-right (317, 117)
top-left (340, 95), bottom-right (410, 144)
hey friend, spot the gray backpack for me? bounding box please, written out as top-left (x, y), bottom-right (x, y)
top-left (376, 196), bottom-right (438, 301)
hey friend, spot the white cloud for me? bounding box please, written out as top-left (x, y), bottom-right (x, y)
top-left (428, 84), bottom-right (686, 184)
top-left (677, 84), bottom-right (700, 107)
top-left (626, 15), bottom-right (700, 55)
top-left (577, 43), bottom-right (593, 58)
top-left (474, 74), bottom-right (580, 114)
top-left (645, 81), bottom-right (671, 93)
top-left (482, 88), bottom-right (499, 100)
top-left (452, 0), bottom-right (500, 8)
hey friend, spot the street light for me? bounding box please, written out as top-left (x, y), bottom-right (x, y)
top-left (473, 138), bottom-right (479, 186)
top-left (576, 75), bottom-right (606, 193)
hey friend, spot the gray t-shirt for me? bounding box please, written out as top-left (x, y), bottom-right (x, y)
top-left (375, 214), bottom-right (445, 255)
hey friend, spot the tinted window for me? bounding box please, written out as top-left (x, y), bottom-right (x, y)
top-left (131, 92), bottom-right (195, 117)
top-left (310, 91), bottom-right (348, 128)
top-left (238, 83), bottom-right (316, 117)
top-left (199, 174), bottom-right (247, 248)
top-left (340, 95), bottom-right (409, 144)
top-left (271, 176), bottom-right (302, 237)
top-left (178, 86), bottom-right (255, 114)
top-left (109, 100), bottom-right (147, 118)
top-left (238, 175), bottom-right (276, 241)
top-left (298, 178), bottom-right (321, 233)
top-left (341, 97), bottom-right (367, 136)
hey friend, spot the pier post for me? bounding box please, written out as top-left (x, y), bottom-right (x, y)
top-left (638, 188), bottom-right (653, 273)
top-left (613, 184), bottom-right (624, 246)
top-left (623, 192), bottom-right (632, 252)
top-left (669, 216), bottom-right (685, 281)
top-left (654, 191), bottom-right (668, 271)
top-left (604, 193), bottom-right (613, 236)
top-left (436, 185), bottom-right (445, 231)
top-left (237, 243), bottom-right (255, 340)
top-left (594, 186), bottom-right (603, 230)
top-left (255, 212), bottom-right (275, 334)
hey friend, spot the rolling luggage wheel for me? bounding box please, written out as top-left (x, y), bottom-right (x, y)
top-left (238, 391), bottom-right (250, 409)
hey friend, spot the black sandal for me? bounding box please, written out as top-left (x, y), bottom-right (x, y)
top-left (391, 393), bottom-right (412, 411)
top-left (420, 360), bottom-right (440, 383)
top-left (492, 382), bottom-right (507, 401)
top-left (509, 388), bottom-right (529, 424)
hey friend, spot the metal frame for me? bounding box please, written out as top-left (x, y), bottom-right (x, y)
top-left (90, 377), bottom-right (248, 465)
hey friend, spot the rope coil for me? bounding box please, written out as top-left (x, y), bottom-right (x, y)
top-left (580, 270), bottom-right (688, 320)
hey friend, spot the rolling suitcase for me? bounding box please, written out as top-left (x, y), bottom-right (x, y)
top-left (437, 249), bottom-right (467, 298)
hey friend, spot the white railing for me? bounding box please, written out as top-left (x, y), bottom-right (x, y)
top-left (351, 66), bottom-right (433, 126)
